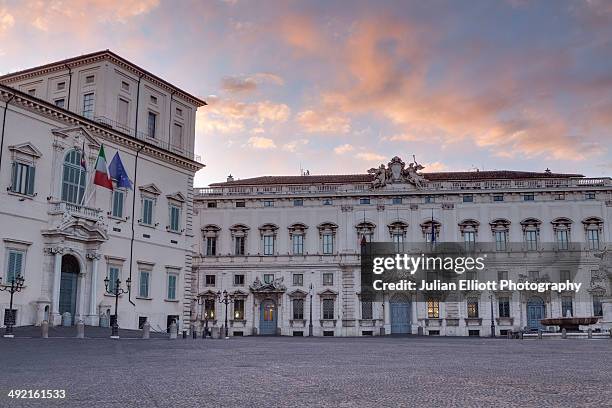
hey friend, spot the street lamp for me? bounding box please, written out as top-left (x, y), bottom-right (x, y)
top-left (217, 290), bottom-right (233, 339)
top-left (104, 275), bottom-right (131, 338)
top-left (0, 274), bottom-right (25, 338)
top-left (308, 282), bottom-right (314, 337)
top-left (489, 292), bottom-right (496, 338)
top-left (195, 296), bottom-right (211, 338)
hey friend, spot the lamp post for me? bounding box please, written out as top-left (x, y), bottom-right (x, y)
top-left (308, 282), bottom-right (313, 337)
top-left (489, 292), bottom-right (496, 338)
top-left (104, 276), bottom-right (131, 339)
top-left (217, 290), bottom-right (233, 339)
top-left (0, 274), bottom-right (25, 338)
top-left (195, 296), bottom-right (211, 338)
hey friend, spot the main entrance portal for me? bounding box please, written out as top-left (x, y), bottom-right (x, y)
top-left (259, 299), bottom-right (277, 335)
top-left (390, 294), bottom-right (411, 334)
top-left (59, 255), bottom-right (79, 324)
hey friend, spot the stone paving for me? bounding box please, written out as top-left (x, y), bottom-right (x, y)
top-left (0, 335), bottom-right (610, 408)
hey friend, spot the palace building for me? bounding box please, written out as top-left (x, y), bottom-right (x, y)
top-left (0, 51), bottom-right (205, 332)
top-left (192, 157), bottom-right (612, 337)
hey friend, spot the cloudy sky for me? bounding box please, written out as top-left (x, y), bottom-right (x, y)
top-left (1, 0), bottom-right (611, 186)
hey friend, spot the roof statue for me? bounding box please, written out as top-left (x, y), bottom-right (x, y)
top-left (367, 156), bottom-right (426, 189)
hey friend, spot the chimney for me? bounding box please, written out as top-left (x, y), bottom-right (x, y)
top-left (227, 174), bottom-right (234, 182)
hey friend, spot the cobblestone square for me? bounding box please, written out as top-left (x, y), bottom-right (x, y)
top-left (0, 336), bottom-right (610, 407)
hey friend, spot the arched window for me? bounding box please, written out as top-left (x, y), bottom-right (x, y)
top-left (61, 149), bottom-right (86, 204)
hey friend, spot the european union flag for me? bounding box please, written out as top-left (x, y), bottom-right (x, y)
top-left (108, 152), bottom-right (133, 189)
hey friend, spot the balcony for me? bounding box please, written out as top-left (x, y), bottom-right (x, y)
top-left (45, 201), bottom-right (108, 242)
top-left (48, 201), bottom-right (103, 222)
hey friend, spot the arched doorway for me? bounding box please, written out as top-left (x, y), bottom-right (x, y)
top-left (59, 255), bottom-right (79, 325)
top-left (259, 299), bottom-right (277, 335)
top-left (390, 293), bottom-right (411, 334)
top-left (527, 297), bottom-right (545, 331)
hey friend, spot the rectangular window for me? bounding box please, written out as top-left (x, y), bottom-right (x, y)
top-left (361, 300), bottom-right (373, 320)
top-left (323, 273), bottom-right (333, 285)
top-left (205, 275), bottom-right (216, 287)
top-left (54, 98), bottom-right (65, 108)
top-left (498, 297), bottom-right (510, 318)
top-left (593, 295), bottom-right (603, 317)
top-left (233, 299), bottom-right (245, 320)
top-left (497, 271), bottom-right (508, 282)
top-left (82, 93), bottom-right (95, 119)
top-left (525, 230), bottom-right (538, 251)
top-left (587, 229), bottom-right (600, 250)
top-left (138, 316), bottom-right (147, 329)
top-left (207, 202), bottom-right (217, 208)
top-left (121, 81), bottom-right (130, 91)
top-left (204, 299), bottom-right (215, 319)
top-left (467, 298), bottom-right (479, 318)
top-left (392, 233), bottom-right (404, 252)
top-left (359, 198), bottom-right (370, 205)
top-left (529, 270), bottom-right (540, 280)
top-left (464, 231), bottom-right (476, 249)
top-left (560, 270), bottom-right (571, 282)
top-left (263, 274), bottom-right (274, 284)
top-left (427, 298), bottom-right (440, 318)
top-left (493, 194), bottom-right (504, 202)
top-left (263, 236), bottom-right (275, 255)
top-left (322, 233), bottom-right (334, 254)
top-left (147, 112), bottom-right (157, 138)
top-left (169, 205), bottom-right (181, 232)
top-left (234, 274), bottom-right (245, 286)
top-left (322, 198), bottom-right (332, 206)
top-left (555, 193), bottom-right (565, 200)
top-left (585, 192), bottom-right (596, 200)
top-left (172, 123), bottom-right (183, 147)
top-left (57, 81), bottom-right (66, 90)
top-left (561, 296), bottom-right (573, 317)
top-left (235, 201), bottom-right (245, 208)
top-left (6, 250), bottom-right (24, 282)
top-left (293, 273), bottom-right (303, 286)
top-left (523, 194), bottom-right (535, 201)
top-left (10, 162), bottom-right (35, 196)
top-left (293, 199), bottom-right (303, 207)
top-left (150, 95), bottom-right (158, 104)
top-left (322, 299), bottom-right (334, 319)
top-left (139, 271), bottom-right (150, 298)
top-left (176, 107), bottom-right (183, 117)
top-left (206, 237), bottom-right (217, 256)
top-left (85, 75), bottom-right (95, 84)
top-left (263, 200), bottom-right (274, 207)
top-left (392, 197), bottom-right (402, 205)
top-left (495, 231), bottom-right (508, 251)
top-left (118, 98), bottom-right (129, 126)
top-left (424, 196), bottom-right (435, 204)
top-left (112, 190), bottom-right (124, 218)
top-left (292, 299), bottom-right (304, 319)
top-left (141, 198), bottom-right (154, 226)
top-left (167, 274), bottom-right (177, 300)
top-left (234, 236), bottom-right (245, 255)
top-left (463, 195), bottom-right (473, 203)
top-left (556, 230), bottom-right (569, 250)
top-left (28, 89), bottom-right (36, 96)
top-left (292, 234), bottom-right (304, 255)
top-left (107, 266), bottom-right (119, 294)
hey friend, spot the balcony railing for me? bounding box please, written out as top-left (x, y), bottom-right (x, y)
top-left (48, 201), bottom-right (103, 222)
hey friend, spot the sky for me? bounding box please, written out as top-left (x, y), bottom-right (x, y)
top-left (1, 0), bottom-right (612, 186)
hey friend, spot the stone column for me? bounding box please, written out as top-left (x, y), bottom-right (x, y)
top-left (383, 293), bottom-right (391, 335)
top-left (49, 248), bottom-right (64, 326)
top-left (87, 253), bottom-right (100, 326)
top-left (77, 272), bottom-right (86, 322)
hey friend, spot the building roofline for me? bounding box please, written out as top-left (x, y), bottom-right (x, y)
top-left (0, 49), bottom-right (207, 107)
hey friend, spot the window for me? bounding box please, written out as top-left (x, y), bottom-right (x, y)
top-left (495, 231), bottom-right (508, 251)
top-left (139, 271), bottom-right (150, 298)
top-left (361, 299), bottom-right (373, 320)
top-left (147, 112), bottom-right (157, 138)
top-left (150, 95), bottom-right (158, 104)
top-left (392, 233), bottom-right (404, 252)
top-left (322, 233), bottom-right (334, 254)
top-left (424, 196), bottom-right (434, 204)
top-left (57, 81), bottom-right (66, 90)
top-left (141, 198), bottom-right (154, 226)
top-left (263, 235), bottom-right (275, 255)
top-left (392, 197), bottom-right (402, 205)
top-left (322, 198), bottom-right (332, 206)
top-left (467, 298), bottom-right (479, 318)
top-left (529, 270), bottom-right (540, 280)
top-left (493, 194), bottom-right (504, 202)
top-left (61, 150), bottom-right (86, 204)
top-left (323, 273), bottom-right (333, 285)
top-left (585, 192), bottom-right (596, 200)
top-left (176, 107), bottom-right (183, 117)
top-left (359, 198), bottom-right (370, 205)
top-left (28, 89), bottom-right (36, 96)
top-left (85, 75), bottom-right (95, 84)
top-left (205, 275), bottom-right (216, 287)
top-left (82, 93), bottom-right (94, 119)
top-left (498, 297), bottom-right (510, 318)
top-left (234, 236), bottom-right (245, 255)
top-left (561, 296), bottom-right (573, 317)
top-left (293, 199), bottom-right (303, 206)
top-left (206, 237), bottom-right (217, 256)
top-left (587, 229), bottom-right (600, 250)
top-left (169, 205), bottom-right (181, 232)
top-left (172, 123), bottom-right (183, 147)
top-left (523, 194), bottom-right (534, 201)
top-left (322, 299), bottom-right (334, 319)
top-left (463, 195), bottom-right (473, 203)
top-left (107, 266), bottom-right (120, 294)
top-left (138, 316), bottom-right (147, 329)
top-left (111, 189), bottom-right (125, 218)
top-left (525, 230), bottom-right (538, 251)
top-left (4, 309), bottom-right (17, 327)
top-left (167, 274), bottom-right (178, 300)
top-left (5, 250), bottom-right (24, 282)
top-left (204, 299), bottom-right (215, 319)
top-left (263, 274), bottom-right (274, 284)
top-left (55, 99), bottom-right (65, 108)
top-left (292, 234), bottom-right (304, 255)
top-left (263, 200), bottom-right (274, 207)
top-left (10, 162), bottom-right (35, 196)
top-left (427, 298), bottom-right (439, 318)
top-left (234, 274), bottom-right (245, 286)
top-left (118, 98), bottom-right (129, 126)
top-left (233, 299), bottom-right (245, 320)
top-left (560, 270), bottom-right (571, 282)
top-left (292, 299), bottom-right (304, 319)
top-left (235, 201), bottom-right (245, 208)
top-left (556, 230), bottom-right (569, 250)
top-left (593, 295), bottom-right (603, 317)
top-left (497, 271), bottom-right (508, 281)
top-left (555, 193), bottom-right (565, 200)
top-left (293, 273), bottom-right (303, 286)
top-left (464, 231), bottom-right (476, 249)
top-left (207, 202), bottom-right (217, 208)
top-left (121, 81), bottom-right (130, 91)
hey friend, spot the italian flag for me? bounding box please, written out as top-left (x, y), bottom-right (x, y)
top-left (93, 145), bottom-right (113, 190)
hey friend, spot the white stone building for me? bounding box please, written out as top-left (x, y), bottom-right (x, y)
top-left (0, 51), bottom-right (205, 332)
top-left (192, 157), bottom-right (612, 337)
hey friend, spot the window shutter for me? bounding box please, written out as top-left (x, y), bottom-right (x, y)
top-left (10, 162), bottom-right (17, 192)
top-left (27, 166), bottom-right (35, 195)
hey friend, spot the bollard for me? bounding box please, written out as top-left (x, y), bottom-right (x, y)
top-left (192, 326), bottom-right (197, 339)
top-left (169, 322), bottom-right (177, 339)
top-left (561, 328), bottom-right (567, 339)
top-left (587, 328), bottom-right (592, 339)
top-left (183, 330), bottom-right (187, 339)
top-left (142, 322), bottom-right (150, 339)
top-left (41, 320), bottom-right (49, 339)
top-left (76, 320), bottom-right (85, 339)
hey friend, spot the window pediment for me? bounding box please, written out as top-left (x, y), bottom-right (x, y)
top-left (318, 289), bottom-right (338, 298)
top-left (139, 183), bottom-right (162, 196)
top-left (9, 142), bottom-right (42, 159)
top-left (288, 289), bottom-right (308, 298)
top-left (166, 191), bottom-right (186, 203)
